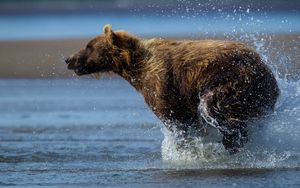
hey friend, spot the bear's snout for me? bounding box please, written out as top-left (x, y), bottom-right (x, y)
top-left (65, 54), bottom-right (90, 76)
top-left (65, 57), bottom-right (72, 65)
top-left (65, 55), bottom-right (79, 70)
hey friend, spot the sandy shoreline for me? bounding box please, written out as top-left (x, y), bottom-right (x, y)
top-left (0, 38), bottom-right (89, 78)
top-left (0, 34), bottom-right (299, 78)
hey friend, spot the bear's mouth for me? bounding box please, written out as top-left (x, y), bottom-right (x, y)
top-left (74, 68), bottom-right (85, 75)
top-left (68, 64), bottom-right (88, 76)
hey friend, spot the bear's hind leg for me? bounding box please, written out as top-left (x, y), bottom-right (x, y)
top-left (198, 90), bottom-right (249, 154)
top-left (221, 121), bottom-right (248, 154)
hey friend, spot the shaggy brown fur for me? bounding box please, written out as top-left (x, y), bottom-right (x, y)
top-left (66, 24), bottom-right (279, 154)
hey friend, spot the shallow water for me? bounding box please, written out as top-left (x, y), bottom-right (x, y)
top-left (0, 77), bottom-right (299, 187)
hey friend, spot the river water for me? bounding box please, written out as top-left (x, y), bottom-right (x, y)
top-left (0, 74), bottom-right (299, 187)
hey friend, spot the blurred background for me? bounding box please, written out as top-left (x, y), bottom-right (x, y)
top-left (0, 0), bottom-right (299, 78)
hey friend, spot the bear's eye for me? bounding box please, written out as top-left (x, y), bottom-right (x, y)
top-left (86, 45), bottom-right (93, 50)
top-left (86, 45), bottom-right (94, 54)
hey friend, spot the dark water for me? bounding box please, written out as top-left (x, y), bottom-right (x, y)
top-left (0, 78), bottom-right (299, 187)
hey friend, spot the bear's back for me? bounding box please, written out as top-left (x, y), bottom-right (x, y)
top-left (140, 38), bottom-right (278, 124)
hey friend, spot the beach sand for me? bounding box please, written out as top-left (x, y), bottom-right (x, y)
top-left (0, 34), bottom-right (299, 78)
top-left (0, 38), bottom-right (89, 78)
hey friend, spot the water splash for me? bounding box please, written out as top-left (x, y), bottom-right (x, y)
top-left (161, 34), bottom-right (300, 169)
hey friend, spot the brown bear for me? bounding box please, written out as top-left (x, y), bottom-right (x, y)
top-left (65, 24), bottom-right (279, 154)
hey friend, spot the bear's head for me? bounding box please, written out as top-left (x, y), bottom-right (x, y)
top-left (65, 24), bottom-right (139, 76)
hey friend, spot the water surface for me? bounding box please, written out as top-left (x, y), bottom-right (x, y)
top-left (0, 78), bottom-right (299, 187)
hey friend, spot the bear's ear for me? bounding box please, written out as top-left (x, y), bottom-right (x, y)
top-left (103, 24), bottom-right (112, 35)
top-left (103, 24), bottom-right (117, 44)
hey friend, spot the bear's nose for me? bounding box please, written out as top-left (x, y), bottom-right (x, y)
top-left (65, 57), bottom-right (72, 65)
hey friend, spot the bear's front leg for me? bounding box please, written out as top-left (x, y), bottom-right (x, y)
top-left (160, 108), bottom-right (204, 150)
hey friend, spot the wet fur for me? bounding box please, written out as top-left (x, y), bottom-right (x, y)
top-left (66, 25), bottom-right (280, 154)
